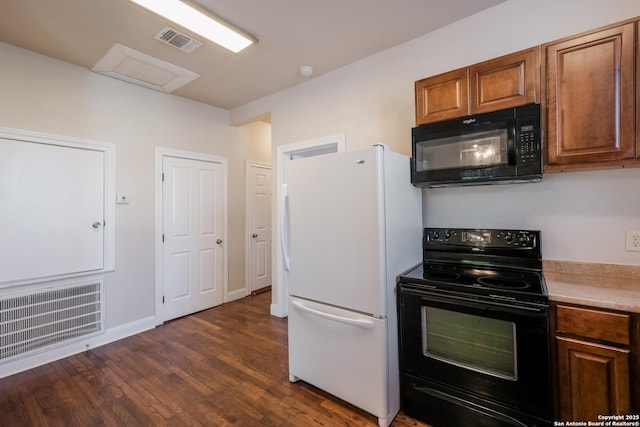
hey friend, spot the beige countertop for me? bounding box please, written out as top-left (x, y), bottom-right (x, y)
top-left (543, 260), bottom-right (640, 313)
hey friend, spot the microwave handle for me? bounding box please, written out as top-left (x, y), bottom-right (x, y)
top-left (507, 121), bottom-right (517, 165)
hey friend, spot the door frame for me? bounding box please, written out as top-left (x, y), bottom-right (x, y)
top-left (245, 161), bottom-right (272, 296)
top-left (154, 147), bottom-right (228, 326)
top-left (271, 133), bottom-right (345, 318)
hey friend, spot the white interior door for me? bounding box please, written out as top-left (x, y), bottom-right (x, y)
top-left (248, 163), bottom-right (272, 293)
top-left (162, 156), bottom-right (224, 321)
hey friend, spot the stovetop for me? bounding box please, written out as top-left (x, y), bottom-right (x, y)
top-left (399, 261), bottom-right (548, 303)
top-left (398, 228), bottom-right (548, 304)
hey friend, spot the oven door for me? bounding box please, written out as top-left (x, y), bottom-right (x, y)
top-left (398, 284), bottom-right (552, 420)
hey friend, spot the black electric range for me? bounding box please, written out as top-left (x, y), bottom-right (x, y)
top-left (397, 227), bottom-right (552, 427)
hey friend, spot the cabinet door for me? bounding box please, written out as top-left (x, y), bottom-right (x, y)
top-left (415, 67), bottom-right (468, 125)
top-left (557, 336), bottom-right (631, 421)
top-left (544, 23), bottom-right (635, 166)
top-left (0, 138), bottom-right (105, 284)
top-left (469, 47), bottom-right (539, 114)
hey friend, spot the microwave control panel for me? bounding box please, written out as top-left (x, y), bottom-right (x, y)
top-left (517, 123), bottom-right (539, 165)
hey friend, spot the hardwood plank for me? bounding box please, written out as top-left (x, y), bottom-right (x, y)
top-left (0, 291), bottom-right (430, 426)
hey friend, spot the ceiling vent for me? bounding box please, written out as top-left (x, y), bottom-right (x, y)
top-left (155, 26), bottom-right (203, 53)
top-left (92, 43), bottom-right (199, 93)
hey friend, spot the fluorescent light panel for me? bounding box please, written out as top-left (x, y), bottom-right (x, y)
top-left (129, 0), bottom-right (254, 53)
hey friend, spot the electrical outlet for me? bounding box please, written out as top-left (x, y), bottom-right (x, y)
top-left (626, 230), bottom-right (640, 252)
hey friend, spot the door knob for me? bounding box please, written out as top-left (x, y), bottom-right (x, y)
top-left (92, 221), bottom-right (102, 229)
top-left (252, 233), bottom-right (258, 238)
top-left (216, 239), bottom-right (223, 244)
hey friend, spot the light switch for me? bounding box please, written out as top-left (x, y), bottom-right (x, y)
top-left (117, 194), bottom-right (130, 204)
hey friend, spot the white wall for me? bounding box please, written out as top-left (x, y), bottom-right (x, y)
top-left (0, 42), bottom-right (271, 375)
top-left (230, 0), bottom-right (640, 314)
top-left (233, 0), bottom-right (640, 270)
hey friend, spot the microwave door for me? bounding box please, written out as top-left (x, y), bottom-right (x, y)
top-left (415, 128), bottom-right (510, 173)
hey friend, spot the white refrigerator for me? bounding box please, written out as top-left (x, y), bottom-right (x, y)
top-left (283, 145), bottom-right (422, 427)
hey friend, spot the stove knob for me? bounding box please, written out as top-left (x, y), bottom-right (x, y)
top-left (503, 232), bottom-right (514, 243)
top-left (519, 232), bottom-right (532, 244)
top-left (432, 231), bottom-right (440, 240)
top-left (444, 230), bottom-right (452, 240)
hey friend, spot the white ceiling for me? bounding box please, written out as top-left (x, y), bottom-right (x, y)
top-left (0, 0), bottom-right (506, 110)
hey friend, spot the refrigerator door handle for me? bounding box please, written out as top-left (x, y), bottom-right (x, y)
top-left (281, 183), bottom-right (291, 272)
top-left (291, 300), bottom-right (375, 329)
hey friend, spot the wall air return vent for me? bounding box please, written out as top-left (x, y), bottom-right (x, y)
top-left (155, 26), bottom-right (203, 53)
top-left (0, 280), bottom-right (104, 363)
top-left (92, 43), bottom-right (200, 93)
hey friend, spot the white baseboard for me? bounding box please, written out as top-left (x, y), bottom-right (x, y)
top-left (0, 315), bottom-right (156, 379)
top-left (226, 287), bottom-right (247, 302)
top-left (270, 303), bottom-right (287, 318)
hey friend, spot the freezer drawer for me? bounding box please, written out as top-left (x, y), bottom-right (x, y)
top-left (288, 297), bottom-right (394, 425)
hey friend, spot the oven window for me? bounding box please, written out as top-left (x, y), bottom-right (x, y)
top-left (415, 128), bottom-right (508, 172)
top-left (421, 307), bottom-right (517, 380)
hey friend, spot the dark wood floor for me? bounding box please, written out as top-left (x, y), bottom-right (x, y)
top-left (0, 291), bottom-right (430, 426)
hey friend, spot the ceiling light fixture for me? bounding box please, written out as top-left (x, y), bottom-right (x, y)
top-left (128, 0), bottom-right (255, 53)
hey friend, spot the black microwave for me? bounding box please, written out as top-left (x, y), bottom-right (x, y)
top-left (411, 103), bottom-right (542, 187)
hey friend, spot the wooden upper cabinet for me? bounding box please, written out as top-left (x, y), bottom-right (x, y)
top-left (543, 22), bottom-right (636, 168)
top-left (415, 48), bottom-right (539, 126)
top-left (469, 47), bottom-right (539, 114)
top-left (415, 68), bottom-right (468, 125)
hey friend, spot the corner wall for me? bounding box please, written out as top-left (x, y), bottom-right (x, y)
top-left (0, 42), bottom-right (271, 376)
top-left (228, 0), bottom-right (640, 314)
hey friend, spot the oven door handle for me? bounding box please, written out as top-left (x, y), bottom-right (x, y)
top-left (416, 386), bottom-right (529, 427)
top-left (403, 288), bottom-right (547, 314)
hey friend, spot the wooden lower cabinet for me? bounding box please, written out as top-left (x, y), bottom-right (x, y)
top-left (552, 303), bottom-right (638, 421)
top-left (556, 336), bottom-right (630, 420)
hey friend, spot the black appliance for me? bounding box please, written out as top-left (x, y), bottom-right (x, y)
top-left (411, 104), bottom-right (542, 187)
top-left (397, 228), bottom-right (552, 427)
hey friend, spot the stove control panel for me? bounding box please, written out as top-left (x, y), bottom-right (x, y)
top-left (425, 228), bottom-right (538, 248)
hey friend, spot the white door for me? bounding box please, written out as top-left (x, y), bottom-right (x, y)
top-left (162, 156), bottom-right (224, 321)
top-left (0, 138), bottom-right (104, 284)
top-left (248, 164), bottom-right (272, 293)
